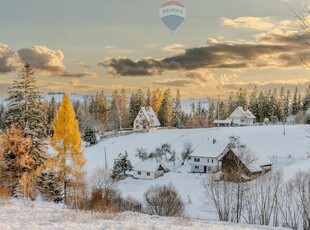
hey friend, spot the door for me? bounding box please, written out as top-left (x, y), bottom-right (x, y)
top-left (204, 166), bottom-right (207, 173)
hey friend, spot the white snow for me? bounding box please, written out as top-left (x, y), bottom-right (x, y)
top-left (85, 125), bottom-right (310, 221)
top-left (0, 199), bottom-right (288, 230)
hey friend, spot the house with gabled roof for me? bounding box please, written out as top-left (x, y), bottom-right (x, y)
top-left (133, 161), bottom-right (165, 180)
top-left (188, 138), bottom-right (272, 180)
top-left (228, 105), bottom-right (256, 126)
top-left (133, 107), bottom-right (160, 131)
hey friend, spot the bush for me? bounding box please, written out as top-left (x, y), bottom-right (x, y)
top-left (144, 184), bottom-right (184, 217)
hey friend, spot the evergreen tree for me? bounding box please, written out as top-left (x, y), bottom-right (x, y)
top-left (284, 90), bottom-right (291, 120)
top-left (49, 93), bottom-right (86, 203)
top-left (47, 96), bottom-right (57, 135)
top-left (129, 88), bottom-right (145, 124)
top-left (277, 87), bottom-right (286, 122)
top-left (257, 91), bottom-right (265, 123)
top-left (172, 89), bottom-right (182, 127)
top-left (236, 88), bottom-right (247, 106)
top-left (208, 102), bottom-right (216, 124)
top-left (83, 125), bottom-right (97, 146)
top-left (303, 84), bottom-right (310, 110)
top-left (6, 63), bottom-right (47, 171)
top-left (158, 89), bottom-right (173, 127)
top-left (227, 92), bottom-right (236, 115)
top-left (219, 101), bottom-right (228, 120)
top-left (37, 169), bottom-right (62, 203)
top-left (146, 88), bottom-right (151, 106)
top-left (249, 86), bottom-right (259, 119)
top-left (292, 87), bottom-right (299, 115)
top-left (112, 152), bottom-right (133, 178)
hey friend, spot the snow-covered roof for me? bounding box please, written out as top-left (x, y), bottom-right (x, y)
top-left (191, 139), bottom-right (229, 158)
top-left (229, 107), bottom-right (256, 119)
top-left (140, 107), bottom-right (161, 126)
top-left (213, 119), bottom-right (232, 124)
top-left (230, 147), bottom-right (272, 173)
top-left (133, 161), bottom-right (163, 172)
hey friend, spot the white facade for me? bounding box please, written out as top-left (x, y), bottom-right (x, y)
top-left (133, 107), bottom-right (160, 131)
top-left (188, 156), bottom-right (222, 173)
top-left (133, 161), bottom-right (165, 180)
top-left (228, 106), bottom-right (256, 126)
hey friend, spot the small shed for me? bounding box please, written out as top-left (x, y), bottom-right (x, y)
top-left (133, 161), bottom-right (165, 180)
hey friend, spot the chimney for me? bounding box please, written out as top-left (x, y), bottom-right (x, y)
top-left (243, 104), bottom-right (248, 111)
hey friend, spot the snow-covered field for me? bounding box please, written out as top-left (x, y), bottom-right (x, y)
top-left (0, 199), bottom-right (288, 230)
top-left (85, 125), bottom-right (310, 220)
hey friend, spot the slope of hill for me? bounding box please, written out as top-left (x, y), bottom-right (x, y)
top-left (0, 199), bottom-right (288, 230)
top-left (84, 125), bottom-right (310, 220)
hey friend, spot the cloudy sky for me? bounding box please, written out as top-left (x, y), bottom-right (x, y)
top-left (1, 0), bottom-right (310, 99)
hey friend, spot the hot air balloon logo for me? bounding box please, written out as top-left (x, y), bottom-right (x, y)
top-left (159, 1), bottom-right (186, 33)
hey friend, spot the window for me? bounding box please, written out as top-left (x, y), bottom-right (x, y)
top-left (136, 125), bottom-right (139, 129)
top-left (241, 119), bottom-right (244, 122)
top-left (194, 158), bottom-right (200, 162)
top-left (207, 159), bottom-right (209, 163)
top-left (188, 157), bottom-right (191, 160)
top-left (195, 166), bottom-right (199, 169)
top-left (147, 172), bottom-right (150, 176)
top-left (137, 171), bottom-right (141, 175)
top-left (211, 159), bottom-right (214, 163)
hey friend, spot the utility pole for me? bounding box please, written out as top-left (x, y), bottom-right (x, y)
top-left (217, 94), bottom-right (220, 129)
top-left (104, 147), bottom-right (108, 170)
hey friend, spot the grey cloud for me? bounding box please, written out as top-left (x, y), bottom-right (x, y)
top-left (0, 44), bottom-right (19, 74)
top-left (101, 32), bottom-right (309, 77)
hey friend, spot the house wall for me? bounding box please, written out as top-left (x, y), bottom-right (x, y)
top-left (133, 170), bottom-right (156, 179)
top-left (133, 111), bottom-right (148, 131)
top-left (189, 156), bottom-right (222, 173)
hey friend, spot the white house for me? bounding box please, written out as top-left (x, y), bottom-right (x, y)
top-left (188, 139), bottom-right (229, 173)
top-left (133, 161), bottom-right (165, 180)
top-left (133, 107), bottom-right (160, 131)
top-left (227, 105), bottom-right (256, 126)
top-left (188, 139), bottom-right (272, 178)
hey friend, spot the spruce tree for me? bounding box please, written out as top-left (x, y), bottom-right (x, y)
top-left (172, 89), bottom-right (182, 127)
top-left (112, 152), bottom-right (133, 178)
top-left (129, 88), bottom-right (145, 124)
top-left (6, 63), bottom-right (47, 170)
top-left (83, 125), bottom-right (97, 146)
top-left (303, 84), bottom-right (310, 110)
top-left (292, 87), bottom-right (299, 115)
top-left (50, 93), bottom-right (86, 203)
top-left (146, 88), bottom-right (151, 106)
top-left (158, 89), bottom-right (173, 127)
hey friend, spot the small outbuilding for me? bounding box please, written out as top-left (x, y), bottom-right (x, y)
top-left (227, 105), bottom-right (256, 126)
top-left (133, 161), bottom-right (165, 180)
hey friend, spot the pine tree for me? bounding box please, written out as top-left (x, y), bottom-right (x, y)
top-left (37, 169), bottom-right (62, 203)
top-left (146, 88), bottom-right (151, 106)
top-left (83, 125), bottom-right (97, 146)
top-left (227, 92), bottom-right (236, 115)
top-left (158, 89), bottom-right (173, 127)
top-left (208, 102), bottom-right (216, 124)
top-left (219, 101), bottom-right (228, 120)
top-left (112, 152), bottom-right (133, 178)
top-left (129, 88), bottom-right (145, 124)
top-left (249, 86), bottom-right (259, 119)
top-left (277, 87), bottom-right (286, 122)
top-left (6, 63), bottom-right (47, 171)
top-left (303, 84), bottom-right (310, 110)
top-left (292, 87), bottom-right (299, 115)
top-left (284, 90), bottom-right (291, 120)
top-left (172, 89), bottom-right (182, 127)
top-left (49, 93), bottom-right (86, 203)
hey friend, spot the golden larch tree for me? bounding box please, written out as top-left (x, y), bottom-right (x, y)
top-left (49, 93), bottom-right (86, 203)
top-left (151, 88), bottom-right (163, 115)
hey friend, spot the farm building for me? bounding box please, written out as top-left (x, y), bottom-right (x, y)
top-left (133, 161), bottom-right (165, 180)
top-left (133, 107), bottom-right (160, 131)
top-left (227, 105), bottom-right (256, 126)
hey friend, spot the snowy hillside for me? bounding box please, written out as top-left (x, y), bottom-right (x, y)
top-left (84, 125), bottom-right (310, 220)
top-left (0, 199), bottom-right (287, 230)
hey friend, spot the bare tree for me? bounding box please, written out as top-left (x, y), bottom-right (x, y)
top-left (202, 175), bottom-right (237, 222)
top-left (243, 172), bottom-right (282, 226)
top-left (224, 146), bottom-right (258, 223)
top-left (144, 184), bottom-right (184, 217)
top-left (279, 179), bottom-right (302, 229)
top-left (181, 140), bottom-right (194, 165)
